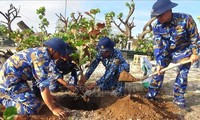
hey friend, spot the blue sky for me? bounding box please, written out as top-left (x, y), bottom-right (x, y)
top-left (0, 0), bottom-right (199, 37)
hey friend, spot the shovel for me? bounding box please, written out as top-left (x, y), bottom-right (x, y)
top-left (118, 59), bottom-right (192, 82)
top-left (139, 59), bottom-right (192, 81)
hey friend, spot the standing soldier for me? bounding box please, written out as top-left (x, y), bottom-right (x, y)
top-left (146, 0), bottom-right (200, 111)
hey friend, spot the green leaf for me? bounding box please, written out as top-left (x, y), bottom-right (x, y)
top-left (126, 3), bottom-right (131, 9)
top-left (117, 13), bottom-right (123, 18)
top-left (39, 15), bottom-right (43, 19)
top-left (80, 56), bottom-right (89, 65)
top-left (3, 106), bottom-right (17, 120)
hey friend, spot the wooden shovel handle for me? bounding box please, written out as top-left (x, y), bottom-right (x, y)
top-left (154, 59), bottom-right (191, 75)
top-left (140, 59), bottom-right (192, 81)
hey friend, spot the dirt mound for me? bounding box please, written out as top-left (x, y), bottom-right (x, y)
top-left (25, 91), bottom-right (183, 120)
top-left (96, 94), bottom-right (181, 120)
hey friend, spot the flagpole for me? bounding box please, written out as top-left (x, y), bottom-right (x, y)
top-left (65, 0), bottom-right (67, 18)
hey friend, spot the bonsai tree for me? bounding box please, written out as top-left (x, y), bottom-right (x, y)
top-left (105, 0), bottom-right (135, 49)
top-left (54, 9), bottom-right (109, 77)
top-left (0, 4), bottom-right (21, 45)
top-left (0, 4), bottom-right (21, 32)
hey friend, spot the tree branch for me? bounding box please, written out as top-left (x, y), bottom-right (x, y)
top-left (139, 17), bottom-right (156, 39)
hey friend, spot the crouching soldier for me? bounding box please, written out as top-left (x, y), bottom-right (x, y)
top-left (79, 36), bottom-right (130, 96)
top-left (0, 38), bottom-right (72, 118)
top-left (49, 54), bottom-right (79, 92)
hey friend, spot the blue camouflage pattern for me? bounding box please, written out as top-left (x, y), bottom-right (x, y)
top-left (0, 47), bottom-right (53, 114)
top-left (48, 60), bottom-right (78, 92)
top-left (147, 13), bottom-right (200, 105)
top-left (85, 49), bottom-right (130, 95)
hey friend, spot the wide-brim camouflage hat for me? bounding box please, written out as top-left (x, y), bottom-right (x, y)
top-left (151, 0), bottom-right (178, 18)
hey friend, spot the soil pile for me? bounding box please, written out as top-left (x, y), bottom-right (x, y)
top-left (26, 91), bottom-right (183, 120)
top-left (95, 94), bottom-right (182, 120)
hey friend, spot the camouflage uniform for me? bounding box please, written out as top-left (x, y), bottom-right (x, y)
top-left (147, 13), bottom-right (200, 105)
top-left (85, 49), bottom-right (130, 96)
top-left (0, 47), bottom-right (53, 114)
top-left (49, 59), bottom-right (78, 92)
